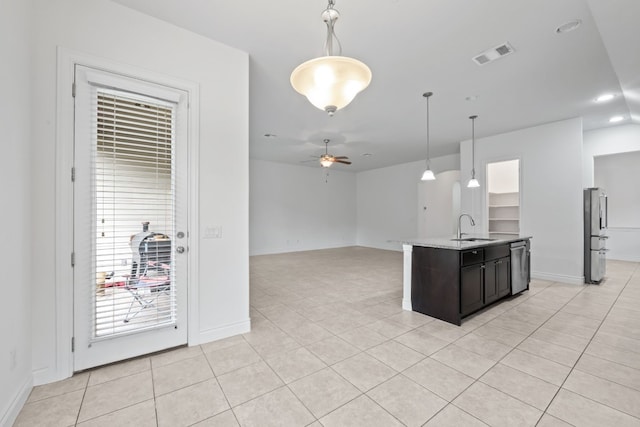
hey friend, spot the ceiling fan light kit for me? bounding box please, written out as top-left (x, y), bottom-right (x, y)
top-left (421, 92), bottom-right (436, 181)
top-left (319, 138), bottom-right (351, 168)
top-left (467, 115), bottom-right (480, 188)
top-left (290, 0), bottom-right (372, 116)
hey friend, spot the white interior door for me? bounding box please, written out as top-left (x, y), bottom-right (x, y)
top-left (73, 65), bottom-right (189, 371)
top-left (418, 170), bottom-right (461, 238)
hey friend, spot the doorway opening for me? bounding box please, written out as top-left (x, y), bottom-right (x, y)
top-left (487, 159), bottom-right (520, 237)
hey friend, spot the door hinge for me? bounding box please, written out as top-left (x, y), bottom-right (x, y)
top-left (71, 337), bottom-right (75, 352)
top-left (71, 167), bottom-right (75, 182)
top-left (72, 82), bottom-right (76, 98)
top-left (71, 252), bottom-right (75, 267)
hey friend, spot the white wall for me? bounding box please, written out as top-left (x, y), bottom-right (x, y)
top-left (30, 0), bottom-right (249, 385)
top-left (487, 159), bottom-right (519, 194)
top-left (356, 155), bottom-right (460, 251)
top-left (583, 124), bottom-right (640, 186)
top-left (0, 0), bottom-right (34, 424)
top-left (461, 118), bottom-right (584, 283)
top-left (595, 151), bottom-right (640, 227)
top-left (250, 159), bottom-right (357, 255)
top-left (584, 124), bottom-right (640, 262)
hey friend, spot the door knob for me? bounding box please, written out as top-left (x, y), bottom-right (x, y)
top-left (176, 246), bottom-right (185, 254)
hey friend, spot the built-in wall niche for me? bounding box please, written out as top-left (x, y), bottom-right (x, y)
top-left (487, 159), bottom-right (520, 237)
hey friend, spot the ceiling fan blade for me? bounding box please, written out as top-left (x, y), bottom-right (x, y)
top-left (334, 160), bottom-right (352, 165)
top-left (333, 156), bottom-right (349, 160)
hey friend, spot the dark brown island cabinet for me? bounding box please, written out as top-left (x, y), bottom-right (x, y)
top-left (411, 240), bottom-right (530, 326)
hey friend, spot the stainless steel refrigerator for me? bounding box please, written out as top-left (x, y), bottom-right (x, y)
top-left (584, 188), bottom-right (608, 284)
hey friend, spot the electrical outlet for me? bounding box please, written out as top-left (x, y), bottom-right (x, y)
top-left (9, 349), bottom-right (16, 370)
top-left (121, 259), bottom-right (128, 266)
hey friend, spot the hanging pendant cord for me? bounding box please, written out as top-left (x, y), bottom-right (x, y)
top-left (470, 115), bottom-right (477, 177)
top-left (322, 0), bottom-right (343, 56)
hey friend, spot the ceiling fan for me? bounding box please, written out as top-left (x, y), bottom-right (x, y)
top-left (318, 138), bottom-right (351, 168)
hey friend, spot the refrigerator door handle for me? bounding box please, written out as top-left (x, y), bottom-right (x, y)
top-left (605, 195), bottom-right (608, 229)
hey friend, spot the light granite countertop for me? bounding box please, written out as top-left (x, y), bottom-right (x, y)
top-left (401, 234), bottom-right (532, 250)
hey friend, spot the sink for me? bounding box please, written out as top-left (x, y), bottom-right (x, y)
top-left (450, 238), bottom-right (497, 242)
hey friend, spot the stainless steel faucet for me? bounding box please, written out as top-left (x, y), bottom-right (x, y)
top-left (457, 214), bottom-right (476, 239)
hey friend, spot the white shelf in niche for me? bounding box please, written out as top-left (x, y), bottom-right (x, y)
top-left (488, 192), bottom-right (519, 235)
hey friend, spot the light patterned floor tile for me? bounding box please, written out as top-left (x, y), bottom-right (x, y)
top-left (14, 390), bottom-right (84, 427)
top-left (319, 395), bottom-right (403, 427)
top-left (27, 372), bottom-right (89, 403)
top-left (77, 399), bottom-right (156, 427)
top-left (368, 375), bottom-right (447, 426)
top-left (332, 352), bottom-right (396, 392)
top-left (403, 357), bottom-right (475, 401)
top-left (192, 410), bottom-right (240, 426)
top-left (306, 335), bottom-right (360, 365)
top-left (431, 345), bottom-right (496, 379)
top-left (88, 357), bottom-right (150, 386)
top-left (155, 378), bottom-right (229, 427)
top-left (288, 368), bottom-right (360, 418)
top-left (547, 389), bottom-right (640, 427)
top-left (232, 386), bottom-right (314, 427)
top-left (562, 369), bottom-right (640, 418)
top-left (393, 329), bottom-right (449, 356)
top-left (152, 354), bottom-right (214, 396)
top-left (516, 336), bottom-right (581, 367)
top-left (423, 404), bottom-right (488, 426)
top-left (78, 371), bottom-right (153, 422)
top-left (264, 347), bottom-right (326, 383)
top-left (574, 353), bottom-right (640, 392)
top-left (453, 382), bottom-right (542, 427)
top-left (479, 363), bottom-right (559, 410)
top-left (150, 345), bottom-right (204, 368)
top-left (217, 361), bottom-right (283, 407)
top-left (13, 251), bottom-right (640, 427)
top-left (204, 341), bottom-right (261, 376)
top-left (500, 349), bottom-right (571, 386)
top-left (366, 340), bottom-right (425, 371)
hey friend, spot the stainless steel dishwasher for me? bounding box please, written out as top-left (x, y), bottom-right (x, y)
top-left (510, 240), bottom-right (530, 294)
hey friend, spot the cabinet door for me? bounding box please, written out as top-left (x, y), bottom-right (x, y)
top-left (484, 260), bottom-right (499, 304)
top-left (461, 264), bottom-right (484, 316)
top-left (496, 256), bottom-right (511, 298)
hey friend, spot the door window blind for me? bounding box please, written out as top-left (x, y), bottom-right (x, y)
top-left (92, 88), bottom-right (177, 339)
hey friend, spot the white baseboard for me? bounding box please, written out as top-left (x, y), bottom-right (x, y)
top-left (196, 318), bottom-right (251, 346)
top-left (532, 271), bottom-right (584, 285)
top-left (1, 375), bottom-right (32, 427)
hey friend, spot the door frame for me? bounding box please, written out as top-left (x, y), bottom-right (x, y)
top-left (54, 47), bottom-right (201, 380)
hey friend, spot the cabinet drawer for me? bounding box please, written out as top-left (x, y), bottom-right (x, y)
top-left (461, 248), bottom-right (484, 266)
top-left (484, 244), bottom-right (509, 261)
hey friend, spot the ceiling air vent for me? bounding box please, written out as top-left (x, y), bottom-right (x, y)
top-left (472, 42), bottom-right (515, 66)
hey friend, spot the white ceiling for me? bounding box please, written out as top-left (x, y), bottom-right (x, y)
top-left (112, 0), bottom-right (639, 172)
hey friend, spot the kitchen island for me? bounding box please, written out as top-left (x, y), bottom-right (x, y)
top-left (401, 235), bottom-right (531, 325)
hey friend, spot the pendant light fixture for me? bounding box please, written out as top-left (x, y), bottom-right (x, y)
top-left (290, 0), bottom-right (372, 116)
top-left (467, 115), bottom-right (480, 188)
top-left (421, 92), bottom-right (436, 181)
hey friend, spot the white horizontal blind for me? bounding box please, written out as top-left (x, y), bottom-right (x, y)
top-left (92, 88), bottom-right (177, 339)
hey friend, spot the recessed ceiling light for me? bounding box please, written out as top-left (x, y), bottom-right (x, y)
top-left (264, 133), bottom-right (277, 138)
top-left (362, 153), bottom-right (372, 157)
top-left (556, 19), bottom-right (582, 34)
top-left (609, 116), bottom-right (624, 123)
top-left (465, 95), bottom-right (478, 102)
top-left (595, 94), bottom-right (615, 103)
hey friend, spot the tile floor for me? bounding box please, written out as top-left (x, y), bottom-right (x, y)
top-left (14, 246), bottom-right (640, 426)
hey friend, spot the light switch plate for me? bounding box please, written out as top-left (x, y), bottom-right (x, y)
top-left (203, 226), bottom-right (222, 239)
